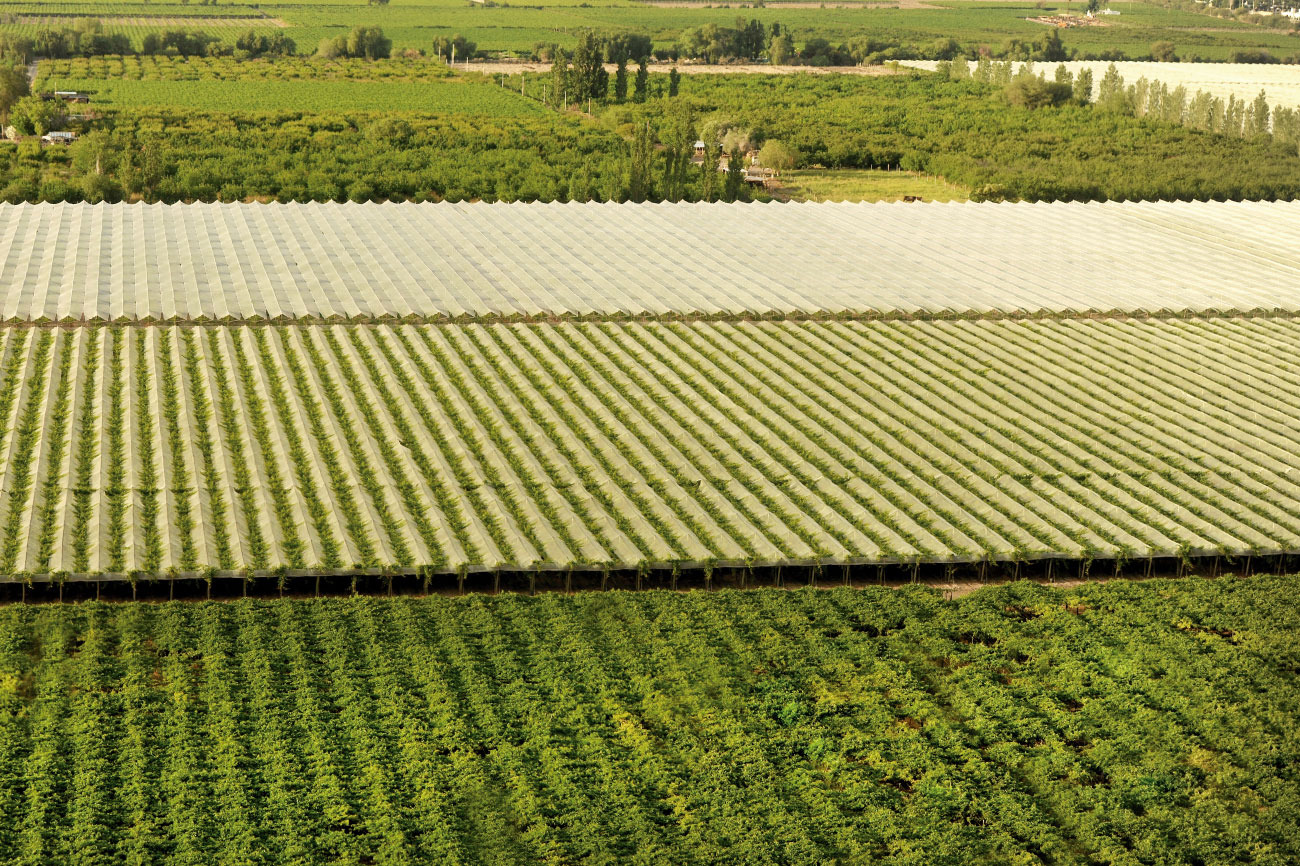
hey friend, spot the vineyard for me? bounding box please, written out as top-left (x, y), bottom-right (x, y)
top-left (0, 201), bottom-right (1286, 585)
top-left (35, 55), bottom-right (459, 83)
top-left (0, 13), bottom-right (286, 49)
top-left (11, 15), bottom-right (283, 28)
top-left (5, 0), bottom-right (1300, 56)
top-left (0, 580), bottom-right (1295, 863)
top-left (0, 317), bottom-right (1294, 583)
top-left (25, 77), bottom-right (546, 113)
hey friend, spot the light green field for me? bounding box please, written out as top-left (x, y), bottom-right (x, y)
top-left (33, 76), bottom-right (547, 114)
top-left (780, 168), bottom-right (970, 202)
top-left (36, 54), bottom-right (457, 83)
top-left (5, 0), bottom-right (1299, 59)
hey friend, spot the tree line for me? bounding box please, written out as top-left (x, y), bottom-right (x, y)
top-left (938, 58), bottom-right (1300, 151)
top-left (5, 70), bottom-right (1300, 205)
top-left (597, 71), bottom-right (1300, 203)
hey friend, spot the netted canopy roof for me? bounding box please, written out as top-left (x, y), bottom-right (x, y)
top-left (0, 199), bottom-right (1297, 322)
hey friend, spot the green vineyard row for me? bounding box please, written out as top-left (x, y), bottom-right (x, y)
top-left (0, 581), bottom-right (1295, 863)
top-left (0, 316), bottom-right (1296, 579)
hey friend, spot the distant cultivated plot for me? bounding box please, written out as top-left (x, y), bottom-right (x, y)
top-left (36, 54), bottom-right (459, 83)
top-left (12, 14), bottom-right (285, 27)
top-left (1, 201), bottom-right (1299, 322)
top-left (29, 77), bottom-right (543, 113)
top-left (1, 318), bottom-right (1298, 580)
top-left (905, 59), bottom-right (1300, 109)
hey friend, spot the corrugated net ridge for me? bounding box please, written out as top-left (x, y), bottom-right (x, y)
top-left (1, 199), bottom-right (1299, 322)
top-left (3, 318), bottom-right (1300, 579)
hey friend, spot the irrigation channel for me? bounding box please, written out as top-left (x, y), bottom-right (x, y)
top-left (0, 552), bottom-right (1290, 604)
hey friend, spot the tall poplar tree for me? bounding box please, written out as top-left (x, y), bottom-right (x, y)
top-left (614, 58), bottom-right (628, 102)
top-left (633, 57), bottom-right (649, 103)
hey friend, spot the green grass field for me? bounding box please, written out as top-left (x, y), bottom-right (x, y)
top-left (5, 0), bottom-right (1299, 58)
top-left (33, 76), bottom-right (545, 113)
top-left (780, 168), bottom-right (970, 202)
top-left (0, 578), bottom-right (1295, 863)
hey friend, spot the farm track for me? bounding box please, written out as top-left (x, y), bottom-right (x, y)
top-left (0, 317), bottom-right (1298, 580)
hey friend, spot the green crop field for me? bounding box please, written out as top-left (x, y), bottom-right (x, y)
top-left (35, 55), bottom-right (458, 82)
top-left (32, 76), bottom-right (545, 113)
top-left (32, 46), bottom-right (550, 115)
top-left (4, 0), bottom-right (1299, 57)
top-left (0, 316), bottom-right (1294, 579)
top-left (0, 579), bottom-right (1295, 864)
top-left (779, 167), bottom-right (970, 201)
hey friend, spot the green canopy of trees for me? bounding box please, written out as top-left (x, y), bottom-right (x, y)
top-left (318, 27), bottom-right (391, 61)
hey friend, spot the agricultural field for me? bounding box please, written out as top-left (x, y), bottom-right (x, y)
top-left (17, 70), bottom-right (1300, 205)
top-left (3, 0), bottom-right (1300, 57)
top-left (0, 317), bottom-right (1295, 581)
top-left (31, 55), bottom-right (546, 113)
top-left (36, 54), bottom-right (459, 82)
top-left (0, 579), bottom-right (1295, 862)
top-left (29, 76), bottom-right (545, 113)
top-left (598, 72), bottom-right (1300, 200)
top-left (907, 58), bottom-right (1300, 110)
top-left (777, 167), bottom-right (969, 201)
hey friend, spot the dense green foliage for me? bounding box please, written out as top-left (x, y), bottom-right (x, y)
top-left (10, 65), bottom-right (1300, 203)
top-left (609, 72), bottom-right (1300, 201)
top-left (0, 578), bottom-right (1295, 863)
top-left (0, 108), bottom-right (629, 203)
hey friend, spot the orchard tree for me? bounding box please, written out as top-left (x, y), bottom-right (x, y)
top-left (757, 139), bottom-right (798, 175)
top-left (0, 66), bottom-right (29, 123)
top-left (9, 95), bottom-right (60, 136)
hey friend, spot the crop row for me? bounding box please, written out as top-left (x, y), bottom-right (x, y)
top-left (36, 55), bottom-right (456, 84)
top-left (0, 581), bottom-right (1297, 863)
top-left (0, 317), bottom-right (1297, 579)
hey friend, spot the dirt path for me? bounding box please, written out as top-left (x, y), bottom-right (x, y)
top-left (473, 61), bottom-right (912, 76)
top-left (25, 61), bottom-right (37, 88)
